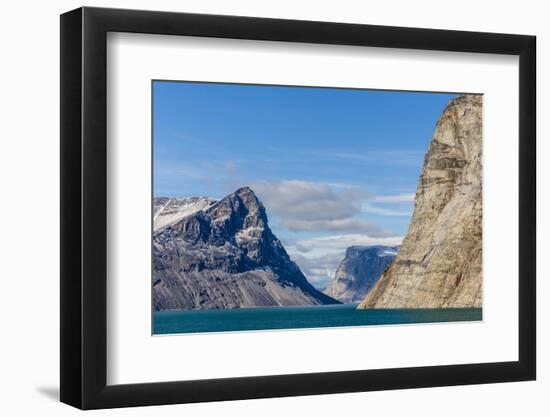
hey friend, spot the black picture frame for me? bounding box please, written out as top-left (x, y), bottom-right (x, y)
top-left (60, 6), bottom-right (536, 410)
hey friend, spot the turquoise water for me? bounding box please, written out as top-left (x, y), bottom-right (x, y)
top-left (153, 304), bottom-right (482, 335)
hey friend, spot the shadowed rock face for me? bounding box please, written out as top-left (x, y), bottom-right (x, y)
top-left (153, 187), bottom-right (340, 310)
top-left (324, 246), bottom-right (398, 304)
top-left (358, 94), bottom-right (483, 309)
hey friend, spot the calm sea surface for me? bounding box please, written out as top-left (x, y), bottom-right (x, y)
top-left (153, 304), bottom-right (482, 335)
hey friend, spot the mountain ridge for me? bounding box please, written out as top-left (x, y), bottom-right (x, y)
top-left (153, 187), bottom-right (340, 310)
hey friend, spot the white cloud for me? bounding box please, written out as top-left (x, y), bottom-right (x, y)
top-left (291, 253), bottom-right (343, 289)
top-left (251, 180), bottom-right (394, 235)
top-left (283, 218), bottom-right (391, 235)
top-left (305, 149), bottom-right (425, 167)
top-left (288, 233), bottom-right (403, 258)
top-left (368, 193), bottom-right (415, 203)
top-left (253, 179), bottom-right (362, 218)
top-left (156, 160), bottom-right (241, 184)
top-left (288, 233), bottom-right (403, 289)
top-left (361, 203), bottom-right (412, 217)
top-left (200, 160), bottom-right (240, 175)
top-left (360, 193), bottom-right (415, 217)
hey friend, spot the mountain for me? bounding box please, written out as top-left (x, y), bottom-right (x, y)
top-left (358, 94), bottom-right (483, 309)
top-left (153, 187), bottom-right (340, 310)
top-left (323, 246), bottom-right (398, 303)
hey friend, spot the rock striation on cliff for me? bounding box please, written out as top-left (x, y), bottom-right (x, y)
top-left (324, 246), bottom-right (398, 303)
top-left (358, 94), bottom-right (483, 309)
top-left (153, 187), bottom-right (340, 310)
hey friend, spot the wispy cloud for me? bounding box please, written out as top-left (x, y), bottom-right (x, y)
top-left (170, 131), bottom-right (204, 143)
top-left (288, 233), bottom-right (403, 257)
top-left (290, 253), bottom-right (343, 288)
top-left (200, 160), bottom-right (240, 175)
top-left (286, 232), bottom-right (403, 287)
top-left (361, 203), bottom-right (412, 217)
top-left (303, 149), bottom-right (425, 167)
top-left (360, 192), bottom-right (416, 217)
top-left (283, 218), bottom-right (391, 235)
top-left (157, 160), bottom-right (240, 180)
top-left (156, 164), bottom-right (208, 181)
top-left (367, 193), bottom-right (415, 203)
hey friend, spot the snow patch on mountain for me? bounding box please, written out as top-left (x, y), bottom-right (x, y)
top-left (153, 197), bottom-right (216, 231)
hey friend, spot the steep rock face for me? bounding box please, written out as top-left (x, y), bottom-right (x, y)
top-left (153, 187), bottom-right (339, 310)
top-left (358, 94), bottom-right (483, 309)
top-left (324, 246), bottom-right (398, 303)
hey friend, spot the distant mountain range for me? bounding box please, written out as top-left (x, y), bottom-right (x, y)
top-left (153, 187), bottom-right (339, 310)
top-left (323, 245), bottom-right (398, 304)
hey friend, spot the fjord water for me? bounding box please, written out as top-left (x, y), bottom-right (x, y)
top-left (153, 304), bottom-right (482, 335)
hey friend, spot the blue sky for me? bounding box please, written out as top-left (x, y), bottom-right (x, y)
top-left (153, 81), bottom-right (456, 288)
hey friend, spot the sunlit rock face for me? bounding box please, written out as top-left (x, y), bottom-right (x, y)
top-left (359, 95), bottom-right (483, 309)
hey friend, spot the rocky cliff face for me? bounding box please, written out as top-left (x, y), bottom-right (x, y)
top-left (153, 187), bottom-right (339, 310)
top-left (324, 246), bottom-right (398, 303)
top-left (358, 94), bottom-right (483, 309)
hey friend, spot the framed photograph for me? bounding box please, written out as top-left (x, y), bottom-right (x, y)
top-left (60, 6), bottom-right (536, 409)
